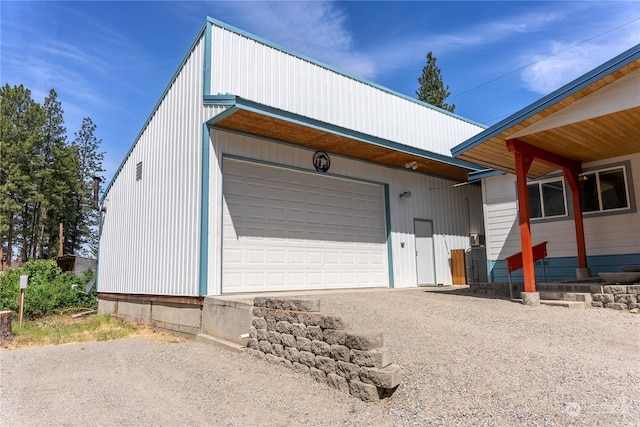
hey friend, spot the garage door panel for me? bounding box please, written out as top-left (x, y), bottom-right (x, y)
top-left (222, 159), bottom-right (388, 293)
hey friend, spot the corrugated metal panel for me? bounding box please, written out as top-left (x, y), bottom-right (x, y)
top-left (98, 37), bottom-right (225, 296)
top-left (207, 130), bottom-right (484, 292)
top-left (483, 154), bottom-right (640, 262)
top-left (209, 25), bottom-right (483, 158)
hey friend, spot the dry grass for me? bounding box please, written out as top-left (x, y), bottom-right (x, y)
top-left (0, 313), bottom-right (187, 350)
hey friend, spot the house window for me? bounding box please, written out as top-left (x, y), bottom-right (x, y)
top-left (527, 178), bottom-right (567, 219)
top-left (136, 162), bottom-right (142, 181)
top-left (579, 166), bottom-right (629, 213)
top-left (526, 163), bottom-right (632, 221)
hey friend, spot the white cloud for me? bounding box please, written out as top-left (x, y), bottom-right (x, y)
top-left (519, 10), bottom-right (640, 95)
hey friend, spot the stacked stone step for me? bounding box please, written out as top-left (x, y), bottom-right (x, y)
top-left (591, 285), bottom-right (640, 311)
top-left (246, 297), bottom-right (402, 402)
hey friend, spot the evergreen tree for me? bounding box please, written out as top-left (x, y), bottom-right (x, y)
top-left (39, 89), bottom-right (76, 258)
top-left (67, 117), bottom-right (104, 256)
top-left (1, 84), bottom-right (103, 263)
top-left (416, 51), bottom-right (456, 113)
top-left (0, 84), bottom-right (45, 265)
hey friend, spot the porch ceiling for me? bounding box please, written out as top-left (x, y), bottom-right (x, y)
top-left (455, 53), bottom-right (640, 178)
top-left (211, 108), bottom-right (476, 182)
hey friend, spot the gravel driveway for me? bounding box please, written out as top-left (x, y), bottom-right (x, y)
top-left (2, 287), bottom-right (639, 426)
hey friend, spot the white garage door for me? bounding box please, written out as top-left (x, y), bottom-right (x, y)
top-left (222, 158), bottom-right (389, 293)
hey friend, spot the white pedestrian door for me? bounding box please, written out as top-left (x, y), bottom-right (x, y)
top-left (415, 219), bottom-right (436, 286)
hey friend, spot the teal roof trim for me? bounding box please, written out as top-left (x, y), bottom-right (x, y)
top-left (451, 43), bottom-right (640, 158)
top-left (204, 16), bottom-right (484, 129)
top-left (205, 95), bottom-right (483, 172)
top-left (467, 169), bottom-right (504, 181)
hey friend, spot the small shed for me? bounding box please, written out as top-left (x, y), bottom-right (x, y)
top-left (57, 255), bottom-right (97, 276)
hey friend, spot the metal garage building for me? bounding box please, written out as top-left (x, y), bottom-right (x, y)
top-left (97, 17), bottom-right (486, 311)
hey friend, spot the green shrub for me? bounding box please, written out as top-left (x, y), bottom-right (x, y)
top-left (0, 259), bottom-right (97, 319)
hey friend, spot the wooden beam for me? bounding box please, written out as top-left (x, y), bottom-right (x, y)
top-left (514, 150), bottom-right (536, 293)
top-left (507, 138), bottom-right (581, 174)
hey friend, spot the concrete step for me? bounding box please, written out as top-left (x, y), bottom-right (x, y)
top-left (539, 291), bottom-right (593, 303)
top-left (539, 300), bottom-right (588, 310)
top-left (195, 333), bottom-right (247, 353)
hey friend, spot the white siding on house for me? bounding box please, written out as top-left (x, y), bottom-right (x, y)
top-left (482, 154), bottom-right (640, 261)
top-left (209, 24), bottom-right (483, 157)
top-left (206, 130), bottom-right (484, 295)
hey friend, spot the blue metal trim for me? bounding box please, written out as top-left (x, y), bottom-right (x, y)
top-left (203, 94), bottom-right (237, 105)
top-left (101, 21), bottom-right (209, 201)
top-left (467, 169), bottom-right (504, 181)
top-left (203, 21), bottom-right (212, 97)
top-left (207, 95), bottom-right (483, 172)
top-left (204, 17), bottom-right (485, 129)
top-left (198, 123), bottom-right (211, 296)
top-left (451, 43), bottom-right (640, 158)
top-left (384, 184), bottom-right (394, 288)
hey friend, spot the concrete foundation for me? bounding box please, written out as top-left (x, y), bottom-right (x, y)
top-left (521, 292), bottom-right (540, 306)
top-left (152, 303), bottom-right (202, 336)
top-left (201, 297), bottom-right (253, 345)
top-left (117, 300), bottom-right (152, 324)
top-left (576, 268), bottom-right (592, 280)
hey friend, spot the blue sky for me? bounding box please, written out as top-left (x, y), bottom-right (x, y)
top-left (2, 1), bottom-right (639, 183)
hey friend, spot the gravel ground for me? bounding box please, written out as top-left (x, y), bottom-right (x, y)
top-left (1, 287), bottom-right (639, 426)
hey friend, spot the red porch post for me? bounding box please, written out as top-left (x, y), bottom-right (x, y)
top-left (513, 150), bottom-right (536, 293)
top-left (563, 169), bottom-right (588, 269)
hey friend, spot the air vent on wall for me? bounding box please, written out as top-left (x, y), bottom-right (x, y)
top-left (136, 162), bottom-right (142, 181)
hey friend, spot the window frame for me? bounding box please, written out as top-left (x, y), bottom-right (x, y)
top-left (579, 164), bottom-right (631, 214)
top-left (526, 177), bottom-right (569, 221)
top-left (521, 160), bottom-right (635, 223)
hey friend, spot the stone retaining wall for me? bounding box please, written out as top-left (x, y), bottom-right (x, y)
top-left (246, 297), bottom-right (402, 402)
top-left (591, 285), bottom-right (640, 312)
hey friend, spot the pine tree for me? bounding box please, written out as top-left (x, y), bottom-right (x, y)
top-left (0, 84), bottom-right (46, 265)
top-left (67, 117), bottom-right (104, 256)
top-left (416, 51), bottom-right (456, 113)
top-left (39, 89), bottom-right (76, 258)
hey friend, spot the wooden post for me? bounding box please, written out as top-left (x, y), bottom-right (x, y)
top-left (19, 288), bottom-right (25, 328)
top-left (59, 223), bottom-right (63, 256)
top-left (564, 168), bottom-right (588, 269)
top-left (0, 311), bottom-right (12, 341)
top-left (514, 150), bottom-right (536, 293)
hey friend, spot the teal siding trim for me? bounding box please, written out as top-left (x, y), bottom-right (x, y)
top-left (204, 16), bottom-right (484, 129)
top-left (205, 95), bottom-right (483, 172)
top-left (452, 43), bottom-right (640, 158)
top-left (101, 21), bottom-right (209, 201)
top-left (198, 124), bottom-right (211, 296)
top-left (203, 21), bottom-right (212, 97)
top-left (203, 94), bottom-right (236, 105)
top-left (488, 253), bottom-right (640, 283)
top-left (467, 169), bottom-right (504, 181)
top-left (384, 184), bottom-right (394, 288)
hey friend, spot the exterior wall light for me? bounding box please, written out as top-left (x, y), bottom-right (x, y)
top-left (399, 191), bottom-right (412, 199)
top-left (404, 161), bottom-right (418, 170)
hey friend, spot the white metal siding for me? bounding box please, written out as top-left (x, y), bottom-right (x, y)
top-left (207, 130), bottom-right (484, 294)
top-left (482, 154), bottom-right (640, 261)
top-left (209, 25), bottom-right (483, 157)
top-left (221, 159), bottom-right (388, 293)
top-left (98, 36), bottom-right (225, 296)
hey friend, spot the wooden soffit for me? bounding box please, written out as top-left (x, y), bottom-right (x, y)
top-left (454, 50), bottom-right (640, 179)
top-left (208, 104), bottom-right (479, 182)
